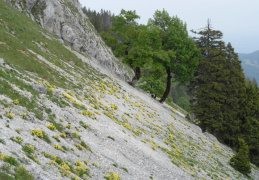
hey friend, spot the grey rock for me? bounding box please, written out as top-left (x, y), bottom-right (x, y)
top-left (33, 84), bottom-right (47, 94)
top-left (4, 0), bottom-right (133, 81)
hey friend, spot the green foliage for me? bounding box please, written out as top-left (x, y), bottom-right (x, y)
top-left (0, 171), bottom-right (14, 180)
top-left (0, 165), bottom-right (33, 180)
top-left (3, 156), bottom-right (19, 167)
top-left (190, 21), bottom-right (246, 145)
top-left (42, 131), bottom-right (51, 144)
top-left (240, 79), bottom-right (259, 166)
top-left (0, 0), bottom-right (90, 90)
top-left (122, 167), bottom-right (128, 173)
top-left (104, 9), bottom-right (158, 85)
top-left (82, 7), bottom-right (114, 33)
top-left (22, 145), bottom-right (34, 154)
top-left (190, 20), bottom-right (259, 167)
top-left (14, 166), bottom-right (34, 180)
top-left (149, 9), bottom-right (200, 103)
top-left (0, 139), bottom-right (6, 145)
top-left (48, 118), bottom-right (64, 133)
top-left (230, 138), bottom-right (251, 174)
top-left (107, 136), bottom-right (115, 141)
top-left (80, 141), bottom-right (92, 153)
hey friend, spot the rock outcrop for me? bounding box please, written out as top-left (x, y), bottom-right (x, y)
top-left (4, 0), bottom-right (133, 81)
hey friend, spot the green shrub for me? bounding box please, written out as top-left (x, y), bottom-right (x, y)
top-left (14, 166), bottom-right (34, 180)
top-left (0, 139), bottom-right (6, 145)
top-left (22, 145), bottom-right (34, 154)
top-left (80, 141), bottom-right (92, 153)
top-left (42, 131), bottom-right (51, 144)
top-left (229, 138), bottom-right (251, 174)
top-left (4, 156), bottom-right (19, 166)
top-left (0, 171), bottom-right (14, 180)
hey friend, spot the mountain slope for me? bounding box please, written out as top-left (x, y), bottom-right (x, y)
top-left (3, 0), bottom-right (133, 81)
top-left (239, 50), bottom-right (259, 83)
top-left (0, 0), bottom-right (259, 179)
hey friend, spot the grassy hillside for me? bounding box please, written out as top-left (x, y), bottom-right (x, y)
top-left (0, 0), bottom-right (259, 179)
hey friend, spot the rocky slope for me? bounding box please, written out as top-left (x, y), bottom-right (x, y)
top-left (0, 0), bottom-right (259, 180)
top-left (3, 0), bottom-right (133, 81)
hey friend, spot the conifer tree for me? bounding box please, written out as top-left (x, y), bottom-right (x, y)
top-left (240, 79), bottom-right (259, 166)
top-left (230, 138), bottom-right (251, 174)
top-left (221, 43), bottom-right (246, 146)
top-left (190, 20), bottom-right (229, 136)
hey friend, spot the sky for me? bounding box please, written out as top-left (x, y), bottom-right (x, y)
top-left (79, 0), bottom-right (259, 53)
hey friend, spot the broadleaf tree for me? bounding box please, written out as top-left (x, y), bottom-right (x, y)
top-left (149, 9), bottom-right (200, 103)
top-left (106, 9), bottom-right (158, 85)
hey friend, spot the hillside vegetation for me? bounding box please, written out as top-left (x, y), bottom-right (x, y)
top-left (0, 0), bottom-right (259, 180)
top-left (239, 50), bottom-right (259, 83)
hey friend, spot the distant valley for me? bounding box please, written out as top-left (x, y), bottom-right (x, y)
top-left (239, 50), bottom-right (259, 83)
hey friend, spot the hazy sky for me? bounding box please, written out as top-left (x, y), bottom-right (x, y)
top-left (79, 0), bottom-right (259, 53)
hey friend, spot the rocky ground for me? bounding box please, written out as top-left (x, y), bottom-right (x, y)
top-left (1, 0), bottom-right (259, 179)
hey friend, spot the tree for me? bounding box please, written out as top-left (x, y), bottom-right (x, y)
top-left (190, 20), bottom-right (235, 140)
top-left (82, 7), bottom-right (115, 33)
top-left (222, 42), bottom-right (246, 146)
top-left (240, 79), bottom-right (259, 166)
top-left (108, 10), bottom-right (160, 85)
top-left (230, 138), bottom-right (251, 174)
top-left (138, 60), bottom-right (166, 99)
top-left (190, 21), bottom-right (253, 149)
top-left (149, 9), bottom-right (200, 103)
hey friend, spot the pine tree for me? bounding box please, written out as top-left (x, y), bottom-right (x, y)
top-left (240, 79), bottom-right (259, 166)
top-left (221, 43), bottom-right (246, 146)
top-left (230, 138), bottom-right (251, 174)
top-left (190, 20), bottom-right (229, 136)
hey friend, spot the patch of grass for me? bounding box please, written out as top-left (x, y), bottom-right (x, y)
top-left (42, 131), bottom-right (51, 144)
top-left (61, 146), bottom-right (69, 151)
top-left (122, 167), bottom-right (128, 173)
top-left (80, 141), bottom-right (92, 153)
top-left (3, 156), bottom-right (19, 167)
top-left (72, 131), bottom-right (81, 140)
top-left (107, 136), bottom-right (115, 141)
top-left (22, 145), bottom-right (34, 154)
top-left (14, 166), bottom-right (34, 180)
top-left (48, 117), bottom-right (63, 132)
top-left (10, 136), bottom-right (24, 145)
top-left (0, 171), bottom-right (14, 180)
top-left (79, 121), bottom-right (91, 129)
top-left (113, 163), bottom-right (118, 168)
top-left (0, 139), bottom-right (6, 145)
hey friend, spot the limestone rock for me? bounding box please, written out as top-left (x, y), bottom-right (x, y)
top-left (4, 0), bottom-right (133, 81)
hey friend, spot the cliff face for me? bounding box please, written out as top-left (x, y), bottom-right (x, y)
top-left (4, 0), bottom-right (133, 81)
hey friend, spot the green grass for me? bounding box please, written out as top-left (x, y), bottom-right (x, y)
top-left (122, 167), bottom-right (128, 173)
top-left (14, 166), bottom-right (34, 180)
top-left (42, 131), bottom-right (51, 144)
top-left (3, 156), bottom-right (19, 166)
top-left (0, 139), bottom-right (6, 145)
top-left (0, 165), bottom-right (34, 180)
top-left (80, 141), bottom-right (92, 153)
top-left (0, 0), bottom-right (95, 89)
top-left (107, 136), bottom-right (115, 141)
top-left (48, 115), bottom-right (64, 132)
top-left (0, 171), bottom-right (14, 180)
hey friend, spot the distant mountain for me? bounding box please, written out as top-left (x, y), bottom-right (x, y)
top-left (239, 50), bottom-right (259, 83)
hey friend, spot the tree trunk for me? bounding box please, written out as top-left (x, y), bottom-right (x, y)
top-left (128, 66), bottom-right (141, 86)
top-left (159, 67), bottom-right (172, 103)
